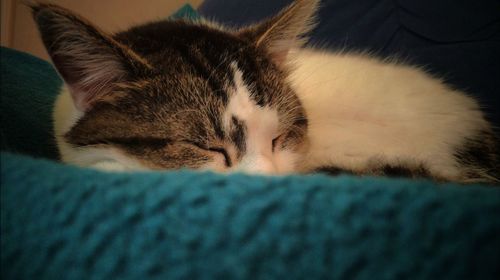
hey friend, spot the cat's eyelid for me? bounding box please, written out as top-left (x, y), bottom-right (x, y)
top-left (183, 141), bottom-right (218, 151)
top-left (207, 147), bottom-right (232, 167)
top-left (184, 141), bottom-right (232, 167)
top-left (183, 140), bottom-right (208, 150)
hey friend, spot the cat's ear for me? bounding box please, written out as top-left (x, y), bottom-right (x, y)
top-left (238, 0), bottom-right (319, 64)
top-left (30, 3), bottom-right (152, 111)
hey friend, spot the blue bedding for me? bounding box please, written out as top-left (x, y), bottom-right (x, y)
top-left (1, 2), bottom-right (499, 279)
top-left (2, 152), bottom-right (499, 279)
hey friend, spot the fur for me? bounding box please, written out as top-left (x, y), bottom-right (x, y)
top-left (31, 1), bottom-right (499, 183)
top-left (289, 49), bottom-right (498, 182)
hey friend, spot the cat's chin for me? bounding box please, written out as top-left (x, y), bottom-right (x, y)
top-left (89, 161), bottom-right (132, 172)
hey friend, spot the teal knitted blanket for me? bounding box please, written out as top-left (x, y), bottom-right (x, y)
top-left (2, 153), bottom-right (499, 279)
top-left (1, 7), bottom-right (499, 279)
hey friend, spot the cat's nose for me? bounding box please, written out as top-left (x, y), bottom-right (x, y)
top-left (238, 155), bottom-right (277, 174)
top-left (252, 156), bottom-right (277, 174)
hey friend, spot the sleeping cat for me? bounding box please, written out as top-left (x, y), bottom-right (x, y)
top-left (31, 0), bottom-right (499, 183)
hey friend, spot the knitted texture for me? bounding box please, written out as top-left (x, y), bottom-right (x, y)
top-left (2, 153), bottom-right (500, 279)
top-left (0, 47), bottom-right (62, 159)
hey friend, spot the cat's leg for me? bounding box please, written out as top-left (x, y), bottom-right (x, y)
top-left (313, 162), bottom-right (433, 180)
top-left (452, 129), bottom-right (500, 183)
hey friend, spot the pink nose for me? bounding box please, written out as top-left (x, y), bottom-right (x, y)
top-left (240, 155), bottom-right (277, 174)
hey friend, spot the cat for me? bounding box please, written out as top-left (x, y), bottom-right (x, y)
top-left (30, 0), bottom-right (499, 183)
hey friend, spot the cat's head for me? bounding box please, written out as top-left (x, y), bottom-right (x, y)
top-left (31, 0), bottom-right (319, 173)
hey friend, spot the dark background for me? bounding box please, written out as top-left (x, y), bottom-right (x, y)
top-left (199, 0), bottom-right (500, 126)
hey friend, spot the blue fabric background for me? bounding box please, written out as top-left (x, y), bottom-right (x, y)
top-left (0, 47), bottom-right (61, 159)
top-left (2, 152), bottom-right (500, 279)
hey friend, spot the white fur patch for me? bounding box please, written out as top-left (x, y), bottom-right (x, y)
top-left (289, 49), bottom-right (490, 180)
top-left (54, 85), bottom-right (148, 171)
top-left (222, 63), bottom-right (297, 174)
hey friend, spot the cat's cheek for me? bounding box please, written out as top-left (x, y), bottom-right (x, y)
top-left (273, 149), bottom-right (301, 174)
top-left (90, 161), bottom-right (130, 172)
top-left (60, 144), bottom-right (151, 171)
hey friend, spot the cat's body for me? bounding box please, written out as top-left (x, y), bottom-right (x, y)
top-left (33, 0), bottom-right (499, 183)
top-left (289, 49), bottom-right (498, 182)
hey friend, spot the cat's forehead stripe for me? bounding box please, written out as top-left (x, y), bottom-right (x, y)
top-left (230, 115), bottom-right (247, 156)
top-left (226, 63), bottom-right (280, 169)
top-left (173, 42), bottom-right (229, 104)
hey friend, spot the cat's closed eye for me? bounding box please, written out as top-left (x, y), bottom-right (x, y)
top-left (207, 147), bottom-right (232, 167)
top-left (187, 142), bottom-right (232, 168)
